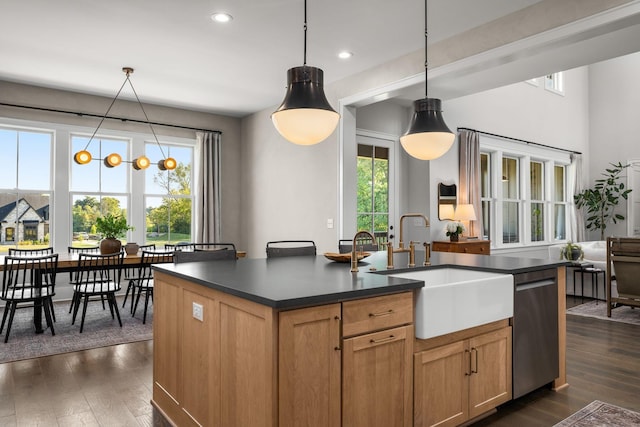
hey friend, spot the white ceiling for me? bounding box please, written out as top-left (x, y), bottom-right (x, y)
top-left (0, 0), bottom-right (544, 117)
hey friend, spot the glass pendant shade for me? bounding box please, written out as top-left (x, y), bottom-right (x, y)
top-left (400, 98), bottom-right (455, 160)
top-left (74, 150), bottom-right (92, 165)
top-left (158, 157), bottom-right (177, 171)
top-left (133, 156), bottom-right (151, 170)
top-left (104, 153), bottom-right (122, 168)
top-left (272, 66), bottom-right (340, 145)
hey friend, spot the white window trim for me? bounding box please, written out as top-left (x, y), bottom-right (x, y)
top-left (480, 135), bottom-right (571, 250)
top-left (0, 116), bottom-right (195, 252)
top-left (544, 72), bottom-right (565, 96)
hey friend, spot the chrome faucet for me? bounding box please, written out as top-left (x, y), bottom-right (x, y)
top-left (387, 213), bottom-right (430, 269)
top-left (350, 230), bottom-right (377, 273)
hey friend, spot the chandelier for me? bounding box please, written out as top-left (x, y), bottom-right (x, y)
top-left (73, 67), bottom-right (177, 171)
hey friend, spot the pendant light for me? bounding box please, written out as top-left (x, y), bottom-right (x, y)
top-left (400, 0), bottom-right (455, 160)
top-left (271, 0), bottom-right (339, 145)
top-left (73, 67), bottom-right (176, 171)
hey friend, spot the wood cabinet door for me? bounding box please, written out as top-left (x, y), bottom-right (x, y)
top-left (279, 304), bottom-right (342, 427)
top-left (468, 327), bottom-right (512, 418)
top-left (343, 325), bottom-right (413, 427)
top-left (413, 341), bottom-right (469, 427)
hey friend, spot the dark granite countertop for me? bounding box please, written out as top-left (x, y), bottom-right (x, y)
top-left (153, 250), bottom-right (567, 309)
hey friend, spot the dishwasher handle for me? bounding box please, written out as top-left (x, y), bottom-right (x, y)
top-left (516, 279), bottom-right (555, 291)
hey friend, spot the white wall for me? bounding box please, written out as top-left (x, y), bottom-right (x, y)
top-left (588, 52), bottom-right (640, 239)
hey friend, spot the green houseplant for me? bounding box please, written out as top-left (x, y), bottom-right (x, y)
top-left (574, 162), bottom-right (632, 240)
top-left (95, 214), bottom-right (134, 254)
top-left (560, 241), bottom-right (583, 262)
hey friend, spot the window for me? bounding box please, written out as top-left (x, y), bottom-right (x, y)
top-left (502, 157), bottom-right (520, 244)
top-left (545, 72), bottom-right (564, 95)
top-left (530, 161), bottom-right (545, 242)
top-left (144, 143), bottom-right (194, 246)
top-left (357, 144), bottom-right (389, 246)
top-left (70, 135), bottom-right (130, 247)
top-left (480, 135), bottom-right (570, 248)
top-left (0, 126), bottom-right (52, 254)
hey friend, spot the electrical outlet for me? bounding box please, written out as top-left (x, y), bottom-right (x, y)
top-left (327, 218), bottom-right (334, 229)
top-left (192, 302), bottom-right (204, 322)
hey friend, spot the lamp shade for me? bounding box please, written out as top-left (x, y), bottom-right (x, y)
top-left (272, 66), bottom-right (340, 145)
top-left (158, 157), bottom-right (177, 171)
top-left (104, 153), bottom-right (122, 168)
top-left (133, 156), bottom-right (151, 170)
top-left (400, 98), bottom-right (455, 160)
top-left (455, 204), bottom-right (477, 221)
top-left (74, 150), bottom-right (92, 165)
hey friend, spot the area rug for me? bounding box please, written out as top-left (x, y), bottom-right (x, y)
top-left (554, 400), bottom-right (640, 426)
top-left (0, 297), bottom-right (152, 364)
top-left (566, 301), bottom-right (640, 326)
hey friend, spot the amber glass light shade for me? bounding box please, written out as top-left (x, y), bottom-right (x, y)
top-left (133, 156), bottom-right (151, 170)
top-left (104, 153), bottom-right (122, 168)
top-left (158, 157), bottom-right (177, 171)
top-left (74, 150), bottom-right (92, 165)
top-left (272, 66), bottom-right (340, 145)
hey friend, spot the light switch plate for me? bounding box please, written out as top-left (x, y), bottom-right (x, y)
top-left (327, 218), bottom-right (334, 229)
top-left (192, 302), bottom-right (204, 322)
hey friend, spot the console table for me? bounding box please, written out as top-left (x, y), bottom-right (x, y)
top-left (432, 240), bottom-right (491, 255)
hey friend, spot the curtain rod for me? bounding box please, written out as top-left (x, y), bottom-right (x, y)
top-left (457, 127), bottom-right (581, 155)
top-left (0, 102), bottom-right (223, 135)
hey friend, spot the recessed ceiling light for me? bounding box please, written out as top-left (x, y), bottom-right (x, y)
top-left (211, 12), bottom-right (233, 23)
top-left (338, 51), bottom-right (353, 59)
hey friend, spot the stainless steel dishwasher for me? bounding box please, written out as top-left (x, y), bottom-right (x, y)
top-left (512, 269), bottom-right (559, 399)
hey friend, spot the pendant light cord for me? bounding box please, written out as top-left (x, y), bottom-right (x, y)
top-left (81, 76), bottom-right (129, 151)
top-left (303, 0), bottom-right (308, 66)
top-left (424, 0), bottom-right (428, 98)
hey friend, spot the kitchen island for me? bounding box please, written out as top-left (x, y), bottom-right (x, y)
top-left (151, 251), bottom-right (567, 427)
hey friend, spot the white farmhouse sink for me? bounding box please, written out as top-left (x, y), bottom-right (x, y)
top-left (391, 268), bottom-right (514, 339)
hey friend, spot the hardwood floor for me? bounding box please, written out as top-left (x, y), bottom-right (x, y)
top-left (0, 297), bottom-right (638, 426)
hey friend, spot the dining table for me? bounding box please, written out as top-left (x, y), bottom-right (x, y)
top-left (0, 248), bottom-right (246, 334)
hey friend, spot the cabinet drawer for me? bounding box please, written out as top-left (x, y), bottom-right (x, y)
top-left (342, 292), bottom-right (413, 337)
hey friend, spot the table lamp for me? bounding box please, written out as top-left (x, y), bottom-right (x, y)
top-left (454, 204), bottom-right (477, 238)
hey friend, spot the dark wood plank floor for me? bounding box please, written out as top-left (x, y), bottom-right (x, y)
top-left (0, 297), bottom-right (638, 426)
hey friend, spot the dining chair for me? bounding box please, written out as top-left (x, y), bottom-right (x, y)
top-left (122, 243), bottom-right (156, 309)
top-left (130, 250), bottom-right (174, 324)
top-left (67, 246), bottom-right (100, 254)
top-left (265, 240), bottom-right (316, 258)
top-left (338, 239), bottom-right (379, 254)
top-left (8, 247), bottom-right (54, 256)
top-left (173, 249), bottom-right (237, 263)
top-left (192, 242), bottom-right (236, 252)
top-left (164, 242), bottom-right (193, 251)
top-left (70, 252), bottom-right (124, 333)
top-left (1, 253), bottom-right (59, 343)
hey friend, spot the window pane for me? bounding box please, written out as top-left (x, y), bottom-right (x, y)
top-left (481, 154), bottom-right (490, 198)
top-left (18, 131), bottom-right (51, 190)
top-left (373, 214), bottom-right (388, 236)
top-left (554, 204), bottom-right (566, 240)
top-left (0, 193), bottom-right (51, 253)
top-left (71, 194), bottom-right (129, 246)
top-left (503, 201), bottom-right (519, 243)
top-left (554, 166), bottom-right (565, 202)
top-left (71, 136), bottom-right (128, 193)
top-left (482, 201), bottom-right (491, 240)
top-left (357, 144), bottom-right (390, 236)
top-left (357, 214), bottom-right (372, 233)
top-left (373, 156), bottom-right (388, 213)
top-left (145, 196), bottom-right (192, 246)
top-left (0, 129), bottom-right (18, 188)
top-left (502, 157), bottom-right (518, 199)
top-left (531, 203), bottom-right (544, 242)
top-left (357, 156), bottom-right (373, 214)
top-left (530, 161), bottom-right (543, 200)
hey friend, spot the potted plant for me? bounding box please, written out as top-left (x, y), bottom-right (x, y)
top-left (574, 162), bottom-right (632, 240)
top-left (95, 214), bottom-right (134, 254)
top-left (446, 221), bottom-right (465, 242)
top-left (560, 241), bottom-right (584, 262)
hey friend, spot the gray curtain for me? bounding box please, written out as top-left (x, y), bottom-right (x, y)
top-left (195, 132), bottom-right (221, 243)
top-left (568, 153), bottom-right (585, 242)
top-left (458, 130), bottom-right (484, 239)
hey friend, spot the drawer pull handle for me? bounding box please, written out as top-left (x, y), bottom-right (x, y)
top-left (369, 309), bottom-right (393, 317)
top-left (471, 347), bottom-right (478, 374)
top-left (370, 335), bottom-right (395, 344)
